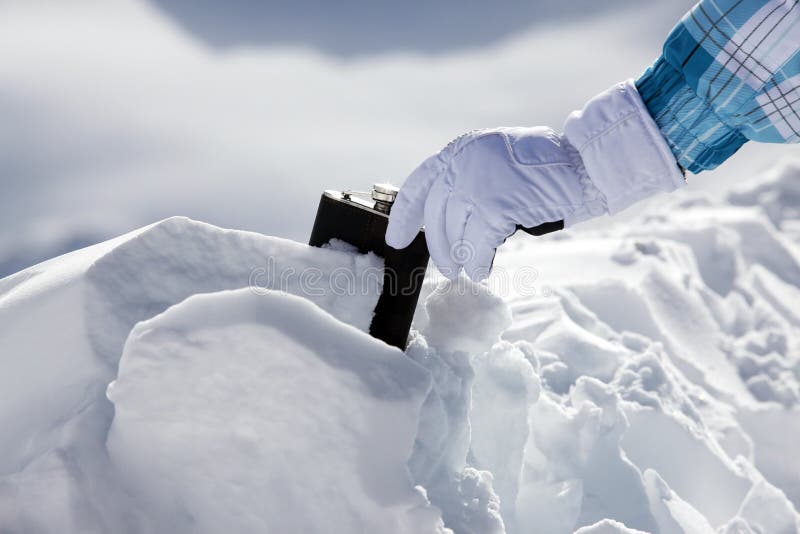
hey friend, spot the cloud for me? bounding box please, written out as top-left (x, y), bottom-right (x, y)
top-left (146, 0), bottom-right (640, 56)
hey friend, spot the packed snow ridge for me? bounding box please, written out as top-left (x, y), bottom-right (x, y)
top-left (1, 159), bottom-right (800, 533)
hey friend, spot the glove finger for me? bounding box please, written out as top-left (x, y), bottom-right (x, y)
top-left (444, 194), bottom-right (473, 252)
top-left (461, 213), bottom-right (504, 282)
top-left (386, 154), bottom-right (443, 250)
top-left (424, 180), bottom-right (459, 279)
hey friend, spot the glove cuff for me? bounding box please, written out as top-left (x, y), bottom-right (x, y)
top-left (563, 79), bottom-right (686, 221)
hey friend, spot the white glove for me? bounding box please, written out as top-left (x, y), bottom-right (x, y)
top-left (385, 80), bottom-right (685, 281)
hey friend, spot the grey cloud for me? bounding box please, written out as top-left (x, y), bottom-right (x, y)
top-left (148, 0), bottom-right (643, 57)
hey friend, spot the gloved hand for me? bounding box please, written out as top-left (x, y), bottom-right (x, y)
top-left (385, 126), bottom-right (586, 281)
top-left (386, 80), bottom-right (686, 281)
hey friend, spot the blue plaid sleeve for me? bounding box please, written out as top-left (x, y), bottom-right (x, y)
top-left (636, 0), bottom-right (800, 173)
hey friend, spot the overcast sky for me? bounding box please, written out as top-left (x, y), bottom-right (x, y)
top-left (0, 0), bottom-right (790, 276)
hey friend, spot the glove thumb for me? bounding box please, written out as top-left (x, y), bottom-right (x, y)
top-left (385, 154), bottom-right (442, 249)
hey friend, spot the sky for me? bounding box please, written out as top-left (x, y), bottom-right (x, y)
top-left (0, 0), bottom-right (791, 277)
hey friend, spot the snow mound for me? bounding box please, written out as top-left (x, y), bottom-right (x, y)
top-left (3, 159), bottom-right (800, 533)
top-left (107, 288), bottom-right (445, 533)
top-left (0, 216), bottom-right (385, 532)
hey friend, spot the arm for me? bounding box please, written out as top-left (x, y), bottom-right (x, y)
top-left (386, 0), bottom-right (800, 281)
top-left (637, 0), bottom-right (800, 173)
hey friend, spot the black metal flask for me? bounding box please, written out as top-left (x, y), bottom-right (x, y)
top-left (309, 184), bottom-right (429, 350)
top-left (309, 183), bottom-right (565, 350)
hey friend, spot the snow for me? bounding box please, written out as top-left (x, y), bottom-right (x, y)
top-left (107, 289), bottom-right (444, 533)
top-left (0, 217), bottom-right (386, 532)
top-left (2, 160), bottom-right (800, 533)
top-left (574, 519), bottom-right (650, 534)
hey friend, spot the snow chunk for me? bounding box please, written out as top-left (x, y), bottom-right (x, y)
top-left (406, 334), bottom-right (474, 487)
top-left (748, 264), bottom-right (800, 327)
top-left (573, 519), bottom-right (649, 534)
top-left (422, 277), bottom-right (512, 354)
top-left (737, 480), bottom-right (800, 534)
top-left (534, 312), bottom-right (627, 384)
top-left (643, 469), bottom-right (715, 534)
top-left (470, 341), bottom-right (541, 522)
top-left (429, 468), bottom-right (505, 534)
top-left (727, 158), bottom-right (800, 228)
top-left (107, 288), bottom-right (445, 534)
top-left (737, 406), bottom-right (800, 509)
top-left (517, 379), bottom-right (658, 533)
top-left (621, 406), bottom-right (751, 527)
top-left (85, 216), bottom-right (383, 363)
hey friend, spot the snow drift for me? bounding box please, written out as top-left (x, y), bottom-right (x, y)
top-left (1, 159), bottom-right (800, 533)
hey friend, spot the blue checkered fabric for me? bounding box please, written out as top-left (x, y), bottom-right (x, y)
top-left (636, 0), bottom-right (800, 173)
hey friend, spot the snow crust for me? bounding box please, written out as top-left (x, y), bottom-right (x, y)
top-left (1, 159), bottom-right (800, 533)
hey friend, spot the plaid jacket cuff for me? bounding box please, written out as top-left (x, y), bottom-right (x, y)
top-left (637, 56), bottom-right (749, 174)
